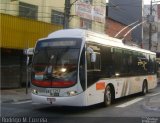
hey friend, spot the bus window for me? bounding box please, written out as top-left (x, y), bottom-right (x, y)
top-left (32, 38), bottom-right (81, 88)
top-left (148, 55), bottom-right (156, 74)
top-left (113, 48), bottom-right (123, 76)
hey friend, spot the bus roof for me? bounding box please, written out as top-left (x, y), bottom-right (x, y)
top-left (47, 29), bottom-right (86, 38)
top-left (41, 29), bottom-right (155, 55)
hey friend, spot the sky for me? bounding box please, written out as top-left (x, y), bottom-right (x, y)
top-left (106, 0), bottom-right (160, 5)
top-left (144, 0), bottom-right (151, 5)
top-left (144, 0), bottom-right (160, 5)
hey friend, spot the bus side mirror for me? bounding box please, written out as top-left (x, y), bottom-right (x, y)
top-left (26, 56), bottom-right (30, 66)
top-left (24, 48), bottom-right (34, 66)
top-left (24, 48), bottom-right (34, 55)
top-left (91, 52), bottom-right (96, 62)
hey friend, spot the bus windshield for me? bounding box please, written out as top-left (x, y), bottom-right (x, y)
top-left (32, 39), bottom-right (81, 87)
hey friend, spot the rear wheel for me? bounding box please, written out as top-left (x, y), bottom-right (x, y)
top-left (104, 85), bottom-right (112, 106)
top-left (142, 81), bottom-right (148, 95)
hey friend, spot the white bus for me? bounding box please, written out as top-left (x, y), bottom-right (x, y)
top-left (31, 29), bottom-right (157, 106)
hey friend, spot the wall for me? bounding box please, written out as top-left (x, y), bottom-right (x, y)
top-left (106, 18), bottom-right (132, 41)
top-left (0, 0), bottom-right (106, 33)
top-left (1, 13), bottom-right (62, 49)
top-left (0, 13), bottom-right (62, 88)
top-left (0, 0), bottom-right (65, 23)
top-left (108, 0), bottom-right (143, 43)
top-left (143, 4), bottom-right (160, 52)
top-left (72, 0), bottom-right (106, 33)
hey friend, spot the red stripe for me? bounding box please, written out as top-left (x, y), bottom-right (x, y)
top-left (32, 80), bottom-right (75, 87)
top-left (51, 81), bottom-right (75, 87)
top-left (32, 80), bottom-right (51, 87)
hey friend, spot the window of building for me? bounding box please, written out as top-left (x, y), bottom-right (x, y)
top-left (51, 10), bottom-right (64, 25)
top-left (19, 2), bottom-right (38, 20)
top-left (80, 0), bottom-right (92, 4)
top-left (80, 18), bottom-right (92, 29)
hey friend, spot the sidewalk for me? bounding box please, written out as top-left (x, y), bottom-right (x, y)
top-left (1, 88), bottom-right (31, 103)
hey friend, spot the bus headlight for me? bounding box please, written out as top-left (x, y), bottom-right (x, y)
top-left (60, 68), bottom-right (67, 72)
top-left (67, 91), bottom-right (77, 96)
top-left (32, 89), bottom-right (38, 95)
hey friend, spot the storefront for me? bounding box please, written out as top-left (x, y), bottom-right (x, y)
top-left (1, 13), bottom-right (62, 88)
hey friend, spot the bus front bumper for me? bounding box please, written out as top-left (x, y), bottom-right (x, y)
top-left (31, 93), bottom-right (86, 106)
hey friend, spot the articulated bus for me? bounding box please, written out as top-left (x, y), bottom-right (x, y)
top-left (31, 29), bottom-right (157, 106)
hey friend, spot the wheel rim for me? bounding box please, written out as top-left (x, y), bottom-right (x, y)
top-left (143, 83), bottom-right (147, 94)
top-left (105, 86), bottom-right (111, 105)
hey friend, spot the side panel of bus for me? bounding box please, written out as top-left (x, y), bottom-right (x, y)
top-left (85, 42), bottom-right (157, 106)
top-left (85, 75), bottom-right (157, 106)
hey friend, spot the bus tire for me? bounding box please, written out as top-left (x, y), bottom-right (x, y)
top-left (103, 85), bottom-right (113, 107)
top-left (142, 81), bottom-right (148, 95)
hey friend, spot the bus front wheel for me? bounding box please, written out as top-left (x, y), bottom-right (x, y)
top-left (104, 85), bottom-right (112, 107)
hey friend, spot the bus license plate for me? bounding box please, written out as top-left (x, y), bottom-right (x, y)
top-left (47, 98), bottom-right (56, 103)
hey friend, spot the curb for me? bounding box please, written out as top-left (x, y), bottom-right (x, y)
top-left (1, 99), bottom-right (14, 103)
top-left (1, 98), bottom-right (31, 104)
top-left (18, 99), bottom-right (31, 102)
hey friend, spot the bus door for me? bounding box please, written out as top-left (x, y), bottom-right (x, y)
top-left (86, 44), bottom-right (101, 88)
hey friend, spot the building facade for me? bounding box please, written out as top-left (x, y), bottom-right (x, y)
top-left (0, 13), bottom-right (62, 88)
top-left (108, 0), bottom-right (143, 45)
top-left (143, 4), bottom-right (160, 52)
top-left (0, 0), bottom-right (106, 32)
top-left (106, 17), bottom-right (132, 42)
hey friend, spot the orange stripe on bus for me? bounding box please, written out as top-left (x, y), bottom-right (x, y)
top-left (96, 82), bottom-right (105, 90)
top-left (35, 72), bottom-right (45, 75)
top-left (148, 76), bottom-right (153, 81)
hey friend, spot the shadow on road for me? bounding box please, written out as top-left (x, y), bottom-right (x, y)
top-left (32, 91), bottom-right (155, 115)
top-left (33, 103), bottom-right (105, 115)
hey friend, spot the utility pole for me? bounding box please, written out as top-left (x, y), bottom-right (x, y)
top-left (148, 0), bottom-right (153, 50)
top-left (148, 0), bottom-right (160, 50)
top-left (64, 0), bottom-right (71, 29)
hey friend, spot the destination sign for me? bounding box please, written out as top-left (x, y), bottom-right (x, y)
top-left (39, 41), bottom-right (77, 47)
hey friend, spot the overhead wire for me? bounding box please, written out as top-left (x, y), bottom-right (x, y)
top-left (108, 1), bottom-right (141, 23)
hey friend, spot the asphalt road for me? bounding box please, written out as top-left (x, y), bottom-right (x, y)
top-left (1, 84), bottom-right (160, 123)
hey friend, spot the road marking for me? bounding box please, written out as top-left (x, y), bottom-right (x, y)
top-left (116, 98), bottom-right (143, 108)
top-left (12, 100), bottom-right (32, 104)
top-left (32, 103), bottom-right (40, 105)
top-left (147, 92), bottom-right (160, 97)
